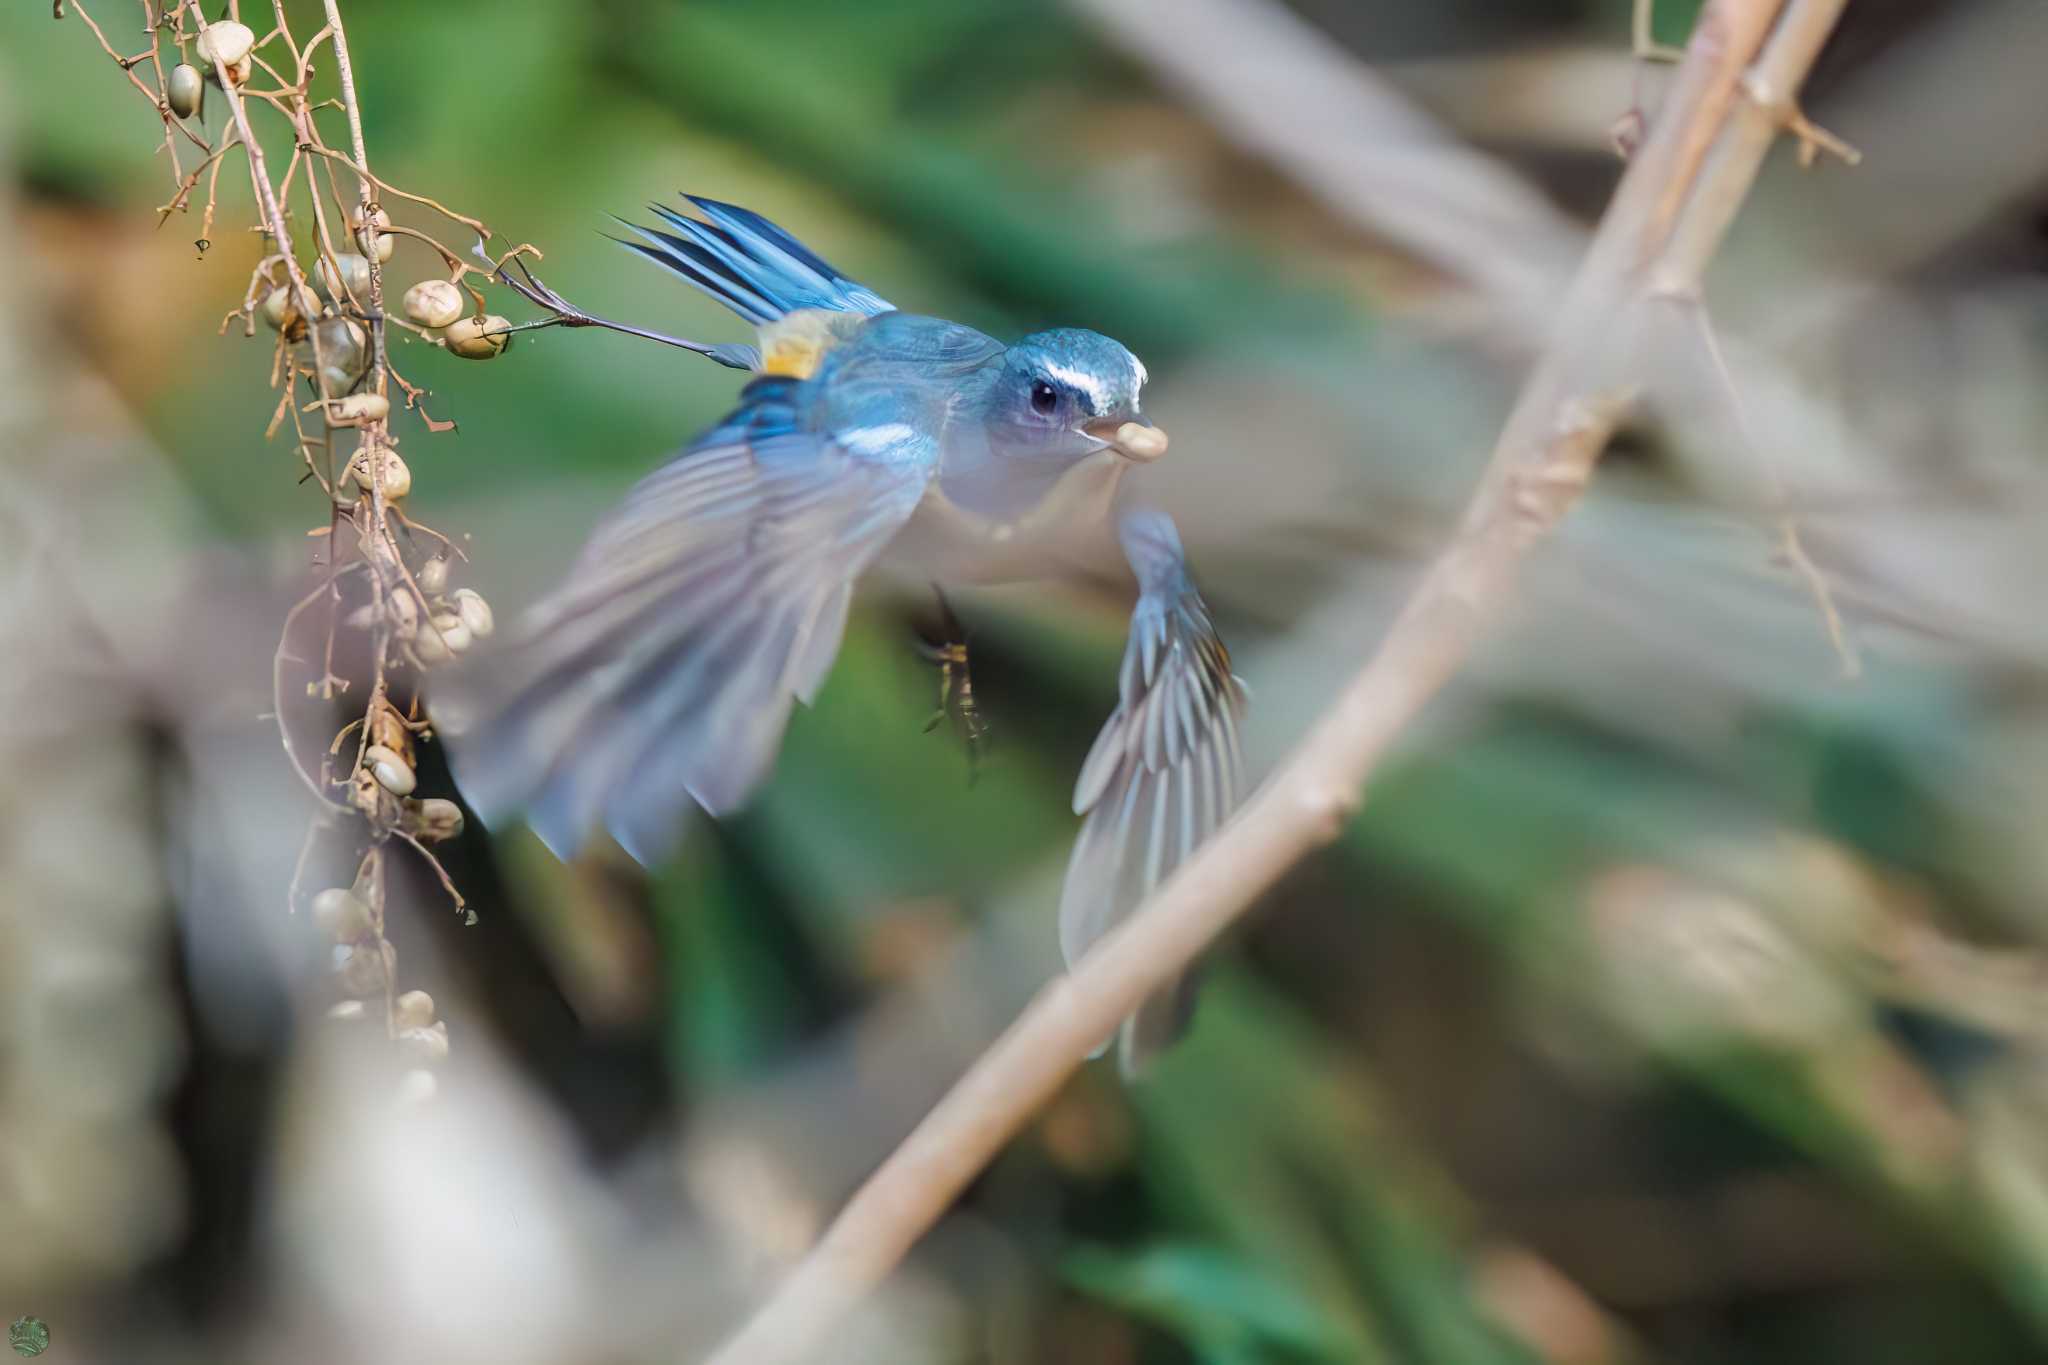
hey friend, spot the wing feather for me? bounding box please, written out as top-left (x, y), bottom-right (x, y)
top-left (1059, 510), bottom-right (1247, 1074)
top-left (438, 376), bottom-right (933, 863)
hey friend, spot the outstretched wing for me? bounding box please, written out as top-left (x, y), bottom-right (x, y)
top-left (436, 374), bottom-right (933, 864)
top-left (1060, 509), bottom-right (1247, 1075)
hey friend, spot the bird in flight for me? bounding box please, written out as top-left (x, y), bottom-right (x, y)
top-left (437, 195), bottom-right (1247, 1072)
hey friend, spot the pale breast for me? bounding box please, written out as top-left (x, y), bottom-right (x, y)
top-left (888, 450), bottom-right (1130, 585)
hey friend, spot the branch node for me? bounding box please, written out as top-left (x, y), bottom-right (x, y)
top-left (1741, 73), bottom-right (1860, 170)
top-left (1300, 784), bottom-right (1361, 840)
top-left (1787, 108), bottom-right (1861, 169)
top-left (1647, 276), bottom-right (1702, 306)
top-left (1610, 109), bottom-right (1647, 162)
top-left (1739, 69), bottom-right (1788, 117)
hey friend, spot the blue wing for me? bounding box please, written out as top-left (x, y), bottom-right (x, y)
top-left (615, 194), bottom-right (895, 326)
top-left (1060, 508), bottom-right (1247, 1074)
top-left (436, 374), bottom-right (934, 864)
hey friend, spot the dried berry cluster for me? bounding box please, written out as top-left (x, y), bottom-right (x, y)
top-left (314, 869), bottom-right (450, 1105)
top-left (58, 0), bottom-right (547, 1098)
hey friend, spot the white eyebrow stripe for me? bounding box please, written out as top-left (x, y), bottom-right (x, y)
top-left (1131, 353), bottom-right (1148, 388)
top-left (839, 422), bottom-right (916, 457)
top-left (1041, 360), bottom-right (1112, 414)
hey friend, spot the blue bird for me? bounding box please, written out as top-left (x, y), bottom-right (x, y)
top-left (436, 195), bottom-right (1247, 1073)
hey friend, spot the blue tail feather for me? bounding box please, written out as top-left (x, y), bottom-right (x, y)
top-left (685, 196), bottom-right (840, 277)
top-left (613, 218), bottom-right (780, 324)
top-left (616, 194), bottom-right (894, 325)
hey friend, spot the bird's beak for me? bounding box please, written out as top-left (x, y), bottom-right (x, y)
top-left (1084, 415), bottom-right (1169, 463)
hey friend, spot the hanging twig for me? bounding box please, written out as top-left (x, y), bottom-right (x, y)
top-left (473, 243), bottom-right (745, 361)
top-left (1679, 300), bottom-right (1860, 677)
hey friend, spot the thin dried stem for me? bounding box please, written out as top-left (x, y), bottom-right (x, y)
top-left (480, 248), bottom-right (734, 358)
top-left (265, 0), bottom-right (299, 66)
top-left (274, 569), bottom-right (356, 810)
top-left (155, 133), bottom-right (239, 225)
top-left (68, 0), bottom-right (211, 160)
top-left (136, 1), bottom-right (186, 187)
top-left (1679, 296), bottom-right (1860, 677)
top-left (296, 141), bottom-right (491, 239)
top-left (191, 8), bottom-right (339, 407)
top-left (397, 830), bottom-right (467, 914)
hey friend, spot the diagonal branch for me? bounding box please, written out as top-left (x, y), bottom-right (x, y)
top-left (701, 2), bottom-right (1853, 1361)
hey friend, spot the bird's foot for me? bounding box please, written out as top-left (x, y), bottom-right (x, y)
top-left (917, 636), bottom-right (989, 781)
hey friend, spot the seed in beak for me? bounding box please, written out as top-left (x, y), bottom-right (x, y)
top-left (1114, 422), bottom-right (1168, 462)
top-left (1085, 419), bottom-right (1169, 462)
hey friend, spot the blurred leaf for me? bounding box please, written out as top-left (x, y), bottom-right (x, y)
top-left (667, 0), bottom-right (1022, 115)
top-left (3, 6), bottom-right (171, 190)
top-left (1349, 726), bottom-right (2048, 1341)
top-left (1138, 972), bottom-right (1545, 1365)
top-left (1646, 0), bottom-right (1707, 50)
top-left (1064, 1241), bottom-right (1360, 1364)
top-left (653, 837), bottom-right (806, 1085)
top-left (1134, 1055), bottom-right (1395, 1363)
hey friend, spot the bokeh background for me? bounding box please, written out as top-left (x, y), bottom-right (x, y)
top-left (5, 0), bottom-right (2048, 1362)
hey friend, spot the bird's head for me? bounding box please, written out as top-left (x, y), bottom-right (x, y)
top-left (989, 328), bottom-right (1168, 465)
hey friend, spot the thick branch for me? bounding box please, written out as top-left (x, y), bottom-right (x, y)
top-left (703, 2), bottom-right (1850, 1361)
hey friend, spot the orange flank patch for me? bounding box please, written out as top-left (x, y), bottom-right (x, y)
top-left (759, 334), bottom-right (826, 378)
top-left (755, 309), bottom-right (854, 380)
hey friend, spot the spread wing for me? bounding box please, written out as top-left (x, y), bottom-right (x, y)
top-left (1060, 509), bottom-right (1247, 1074)
top-left (437, 373), bottom-right (933, 864)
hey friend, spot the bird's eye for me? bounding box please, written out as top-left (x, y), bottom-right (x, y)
top-left (1029, 380), bottom-right (1059, 417)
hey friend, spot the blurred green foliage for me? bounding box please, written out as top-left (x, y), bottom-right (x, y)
top-left (1122, 972), bottom-right (1549, 1365)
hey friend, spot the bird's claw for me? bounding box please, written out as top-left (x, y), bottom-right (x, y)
top-left (917, 635), bottom-right (988, 779)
